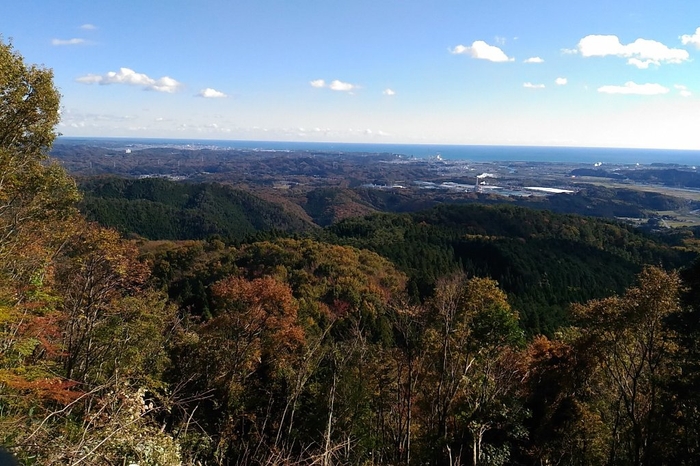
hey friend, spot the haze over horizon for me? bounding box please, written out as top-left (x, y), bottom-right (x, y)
top-left (4, 1), bottom-right (700, 150)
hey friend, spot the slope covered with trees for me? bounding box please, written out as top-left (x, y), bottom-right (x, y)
top-left (326, 204), bottom-right (694, 334)
top-left (5, 39), bottom-right (700, 466)
top-left (79, 176), bottom-right (314, 240)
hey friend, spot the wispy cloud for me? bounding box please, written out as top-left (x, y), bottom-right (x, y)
top-left (52, 38), bottom-right (86, 46)
top-left (80, 24), bottom-right (97, 30)
top-left (555, 77), bottom-right (568, 85)
top-left (309, 79), bottom-right (326, 88)
top-left (310, 79), bottom-right (358, 92)
top-left (577, 34), bottom-right (689, 68)
top-left (675, 84), bottom-right (692, 97)
top-left (57, 109), bottom-right (138, 129)
top-left (383, 88), bottom-right (396, 96)
top-left (523, 82), bottom-right (545, 89)
top-left (450, 41), bottom-right (514, 62)
top-left (197, 88), bottom-right (227, 98)
top-left (76, 68), bottom-right (183, 93)
top-left (524, 57), bottom-right (544, 63)
top-left (597, 81), bottom-right (669, 95)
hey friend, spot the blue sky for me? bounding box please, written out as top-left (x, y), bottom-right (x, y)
top-left (3, 0), bottom-right (700, 149)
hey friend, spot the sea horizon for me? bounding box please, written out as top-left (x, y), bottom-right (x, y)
top-left (55, 136), bottom-right (700, 166)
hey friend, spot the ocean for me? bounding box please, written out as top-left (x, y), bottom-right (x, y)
top-left (56, 137), bottom-right (700, 166)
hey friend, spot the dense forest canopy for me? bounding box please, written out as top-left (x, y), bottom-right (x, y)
top-left (3, 39), bottom-right (700, 466)
top-left (78, 176), bottom-right (315, 240)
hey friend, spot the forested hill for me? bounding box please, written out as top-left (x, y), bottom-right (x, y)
top-left (78, 176), bottom-right (315, 240)
top-left (77, 178), bottom-right (696, 334)
top-left (326, 204), bottom-right (696, 334)
top-left (9, 38), bottom-right (700, 466)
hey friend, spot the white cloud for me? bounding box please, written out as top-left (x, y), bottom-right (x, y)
top-left (310, 79), bottom-right (326, 88)
top-left (524, 57), bottom-right (544, 63)
top-left (555, 77), bottom-right (568, 85)
top-left (197, 88), bottom-right (227, 98)
top-left (523, 82), bottom-right (545, 89)
top-left (310, 79), bottom-right (358, 92)
top-left (329, 80), bottom-right (356, 91)
top-left (597, 81), bottom-right (670, 95)
top-left (150, 76), bottom-right (181, 93)
top-left (76, 67), bottom-right (183, 93)
top-left (450, 41), bottom-right (514, 62)
top-left (52, 38), bottom-right (85, 46)
top-left (681, 27), bottom-right (700, 49)
top-left (577, 34), bottom-right (689, 68)
top-left (80, 24), bottom-right (97, 30)
top-left (75, 74), bottom-right (103, 84)
top-left (561, 48), bottom-right (578, 54)
top-left (383, 88), bottom-right (396, 96)
top-left (675, 84), bottom-right (692, 97)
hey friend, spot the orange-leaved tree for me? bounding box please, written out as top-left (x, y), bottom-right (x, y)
top-left (178, 275), bottom-right (305, 462)
top-left (1, 40), bottom-right (180, 465)
top-left (0, 38), bottom-right (81, 452)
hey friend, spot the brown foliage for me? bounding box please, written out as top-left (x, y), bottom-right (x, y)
top-left (55, 221), bottom-right (151, 383)
top-left (199, 276), bottom-right (305, 401)
top-left (2, 374), bottom-right (81, 405)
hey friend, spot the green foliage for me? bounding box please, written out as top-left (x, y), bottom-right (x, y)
top-left (6, 38), bottom-right (700, 466)
top-left (0, 39), bottom-right (59, 154)
top-left (664, 258), bottom-right (700, 463)
top-left (327, 203), bottom-right (694, 335)
top-left (78, 176), bottom-right (313, 241)
top-left (524, 267), bottom-right (685, 465)
top-left (0, 40), bottom-right (80, 283)
top-left (0, 42), bottom-right (181, 465)
top-left (303, 187), bottom-right (375, 226)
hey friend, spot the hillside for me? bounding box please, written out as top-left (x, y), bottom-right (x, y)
top-left (78, 176), bottom-right (315, 240)
top-left (76, 176), bottom-right (698, 334)
top-left (8, 37), bottom-right (700, 466)
top-left (326, 204), bottom-right (695, 334)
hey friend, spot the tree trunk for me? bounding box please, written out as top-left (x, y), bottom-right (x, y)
top-left (323, 372), bottom-right (337, 466)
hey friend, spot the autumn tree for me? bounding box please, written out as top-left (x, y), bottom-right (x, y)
top-left (176, 275), bottom-right (305, 463)
top-left (0, 39), bottom-right (79, 283)
top-left (3, 220), bottom-right (180, 465)
top-left (570, 267), bottom-right (682, 465)
top-left (1, 40), bottom-right (181, 465)
top-left (456, 278), bottom-right (525, 466)
top-left (523, 333), bottom-right (609, 465)
top-left (418, 274), bottom-right (525, 465)
top-left (0, 38), bottom-right (81, 459)
top-left (54, 220), bottom-right (150, 383)
top-left (0, 38), bottom-right (79, 390)
top-left (375, 298), bottom-right (429, 465)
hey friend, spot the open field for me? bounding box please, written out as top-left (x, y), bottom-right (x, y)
top-left (572, 178), bottom-right (700, 227)
top-left (573, 178), bottom-right (700, 201)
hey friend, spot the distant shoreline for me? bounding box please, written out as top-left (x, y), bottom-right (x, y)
top-left (55, 137), bottom-right (700, 166)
